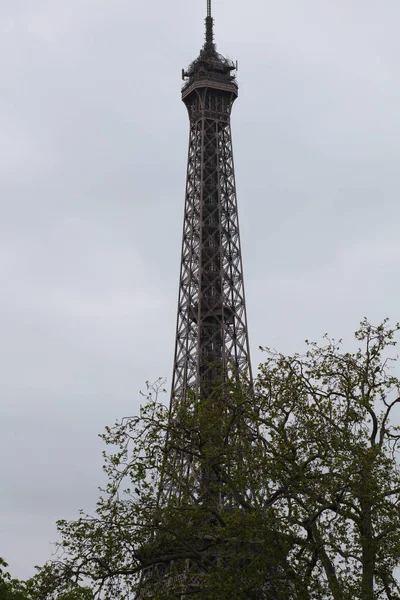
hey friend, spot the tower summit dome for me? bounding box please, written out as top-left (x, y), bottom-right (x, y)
top-left (182, 0), bottom-right (237, 98)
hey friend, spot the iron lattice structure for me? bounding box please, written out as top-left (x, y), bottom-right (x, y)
top-left (171, 4), bottom-right (252, 406)
top-left (137, 4), bottom-right (253, 597)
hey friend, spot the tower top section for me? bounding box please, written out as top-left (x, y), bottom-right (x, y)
top-left (182, 1), bottom-right (238, 100)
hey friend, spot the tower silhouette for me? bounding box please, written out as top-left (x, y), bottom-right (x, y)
top-left (137, 2), bottom-right (253, 597)
top-left (171, 0), bottom-right (252, 406)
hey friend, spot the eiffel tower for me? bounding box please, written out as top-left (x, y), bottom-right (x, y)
top-left (137, 2), bottom-right (253, 596)
top-left (171, 0), bottom-right (252, 410)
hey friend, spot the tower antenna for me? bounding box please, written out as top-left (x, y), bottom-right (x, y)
top-left (205, 0), bottom-right (214, 46)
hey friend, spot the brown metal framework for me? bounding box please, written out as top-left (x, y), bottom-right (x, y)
top-left (137, 4), bottom-right (253, 597)
top-left (171, 6), bottom-right (252, 408)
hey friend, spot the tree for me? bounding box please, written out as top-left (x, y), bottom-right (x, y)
top-left (254, 319), bottom-right (400, 599)
top-left (0, 559), bottom-right (29, 600)
top-left (0, 558), bottom-right (93, 600)
top-left (27, 573), bottom-right (93, 600)
top-left (34, 319), bottom-right (400, 599)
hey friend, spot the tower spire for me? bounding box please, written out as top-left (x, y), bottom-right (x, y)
top-left (205, 0), bottom-right (214, 47)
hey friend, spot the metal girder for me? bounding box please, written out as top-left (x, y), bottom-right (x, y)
top-left (171, 85), bottom-right (252, 409)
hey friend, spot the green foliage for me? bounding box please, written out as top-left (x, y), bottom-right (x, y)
top-left (32, 320), bottom-right (400, 599)
top-left (0, 559), bottom-right (30, 600)
top-left (26, 566), bottom-right (93, 600)
top-left (0, 558), bottom-right (93, 600)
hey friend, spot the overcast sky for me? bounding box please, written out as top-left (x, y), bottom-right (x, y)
top-left (2, 0), bottom-right (400, 580)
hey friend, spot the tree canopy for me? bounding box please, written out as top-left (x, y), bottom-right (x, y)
top-left (0, 558), bottom-right (93, 600)
top-left (30, 319), bottom-right (400, 599)
top-left (0, 558), bottom-right (29, 600)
